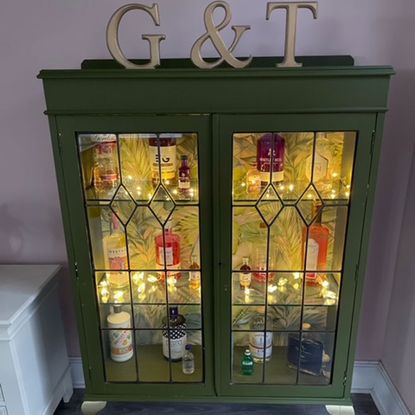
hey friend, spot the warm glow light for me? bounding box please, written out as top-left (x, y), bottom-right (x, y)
top-left (322, 280), bottom-right (330, 288)
top-left (172, 189), bottom-right (178, 195)
top-left (136, 185), bottom-right (142, 191)
top-left (165, 179), bottom-right (170, 185)
top-left (100, 288), bottom-right (109, 303)
top-left (268, 284), bottom-right (277, 293)
top-left (127, 175), bottom-right (133, 180)
top-left (293, 282), bottom-right (300, 290)
top-left (137, 282), bottom-right (146, 294)
top-left (147, 275), bottom-right (158, 283)
top-left (278, 184), bottom-right (285, 191)
top-left (345, 191), bottom-right (350, 198)
top-left (132, 272), bottom-right (144, 285)
top-left (307, 193), bottom-right (313, 199)
top-left (147, 193), bottom-right (153, 200)
top-left (292, 272), bottom-right (301, 280)
top-left (241, 182), bottom-right (246, 188)
top-left (332, 172), bottom-right (338, 178)
top-left (244, 287), bottom-right (251, 303)
top-left (278, 277), bottom-right (288, 286)
top-left (167, 276), bottom-right (177, 286)
top-left (113, 290), bottom-right (124, 303)
top-left (288, 184), bottom-right (294, 192)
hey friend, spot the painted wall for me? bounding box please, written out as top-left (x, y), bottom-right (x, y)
top-left (0, 0), bottom-right (414, 378)
top-left (382, 147), bottom-right (415, 414)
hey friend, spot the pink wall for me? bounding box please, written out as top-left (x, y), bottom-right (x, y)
top-left (0, 0), bottom-right (414, 366)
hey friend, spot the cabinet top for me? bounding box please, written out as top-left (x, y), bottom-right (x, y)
top-left (0, 264), bottom-right (61, 327)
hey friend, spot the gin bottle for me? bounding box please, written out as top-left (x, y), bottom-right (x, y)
top-left (162, 306), bottom-right (187, 361)
top-left (107, 305), bottom-right (133, 363)
top-left (239, 257), bottom-right (252, 290)
top-left (256, 133), bottom-right (285, 185)
top-left (182, 344), bottom-right (195, 374)
top-left (178, 155), bottom-right (191, 198)
top-left (249, 311), bottom-right (273, 362)
top-left (189, 255), bottom-right (201, 290)
top-left (93, 137), bottom-right (119, 197)
top-left (241, 348), bottom-right (254, 375)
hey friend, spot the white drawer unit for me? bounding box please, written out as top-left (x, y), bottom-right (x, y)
top-left (0, 265), bottom-right (73, 415)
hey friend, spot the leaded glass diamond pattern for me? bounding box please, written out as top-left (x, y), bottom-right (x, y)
top-left (296, 184), bottom-right (324, 225)
top-left (149, 185), bottom-right (175, 225)
top-left (110, 185), bottom-right (136, 225)
top-left (256, 185), bottom-right (282, 225)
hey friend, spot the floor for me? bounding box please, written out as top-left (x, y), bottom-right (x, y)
top-left (54, 390), bottom-right (380, 414)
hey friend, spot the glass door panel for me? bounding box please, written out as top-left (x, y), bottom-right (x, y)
top-left (78, 132), bottom-right (204, 384)
top-left (231, 130), bottom-right (356, 387)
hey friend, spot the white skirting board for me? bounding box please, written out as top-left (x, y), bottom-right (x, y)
top-left (69, 358), bottom-right (410, 415)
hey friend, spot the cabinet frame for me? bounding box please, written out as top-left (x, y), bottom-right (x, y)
top-left (40, 57), bottom-right (393, 405)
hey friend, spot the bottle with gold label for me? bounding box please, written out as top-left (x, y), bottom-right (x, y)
top-left (148, 134), bottom-right (178, 183)
top-left (189, 255), bottom-right (201, 290)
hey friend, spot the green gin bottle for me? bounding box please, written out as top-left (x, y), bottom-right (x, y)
top-left (241, 348), bottom-right (254, 375)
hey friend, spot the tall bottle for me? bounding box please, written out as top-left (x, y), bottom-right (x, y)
top-left (149, 134), bottom-right (178, 183)
top-left (103, 215), bottom-right (129, 289)
top-left (256, 133), bottom-right (285, 186)
top-left (178, 155), bottom-right (191, 198)
top-left (155, 219), bottom-right (181, 278)
top-left (303, 203), bottom-right (329, 286)
top-left (107, 305), bottom-right (133, 362)
top-left (239, 257), bottom-right (252, 289)
top-left (189, 255), bottom-right (201, 290)
top-left (93, 137), bottom-right (119, 197)
top-left (253, 223), bottom-right (268, 283)
top-left (162, 306), bottom-right (187, 361)
top-left (249, 311), bottom-right (273, 362)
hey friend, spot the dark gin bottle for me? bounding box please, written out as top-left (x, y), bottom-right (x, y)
top-left (162, 306), bottom-right (187, 361)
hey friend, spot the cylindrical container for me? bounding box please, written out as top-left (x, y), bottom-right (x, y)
top-left (256, 133), bottom-right (285, 184)
top-left (249, 312), bottom-right (273, 362)
top-left (148, 134), bottom-right (178, 181)
top-left (162, 306), bottom-right (187, 361)
top-left (107, 305), bottom-right (133, 362)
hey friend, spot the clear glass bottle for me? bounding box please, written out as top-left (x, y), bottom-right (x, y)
top-left (303, 203), bottom-right (329, 286)
top-left (182, 344), bottom-right (195, 374)
top-left (241, 348), bottom-right (254, 375)
top-left (239, 257), bottom-right (252, 290)
top-left (253, 223), bottom-right (268, 283)
top-left (103, 215), bottom-right (129, 289)
top-left (189, 255), bottom-right (201, 290)
top-left (155, 219), bottom-right (181, 279)
top-left (249, 311), bottom-right (273, 362)
top-left (178, 155), bottom-right (191, 198)
top-left (162, 306), bottom-right (187, 361)
top-left (93, 138), bottom-right (119, 197)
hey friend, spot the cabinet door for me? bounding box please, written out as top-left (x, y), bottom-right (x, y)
top-left (215, 113), bottom-right (375, 399)
top-left (57, 115), bottom-right (214, 398)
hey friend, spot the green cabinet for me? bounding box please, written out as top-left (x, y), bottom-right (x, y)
top-left (39, 57), bottom-right (393, 407)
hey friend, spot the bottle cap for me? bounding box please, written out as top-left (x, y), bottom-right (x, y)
top-left (169, 306), bottom-right (178, 318)
top-left (244, 349), bottom-right (251, 355)
top-left (181, 155), bottom-right (188, 161)
top-left (113, 305), bottom-right (122, 313)
top-left (185, 344), bottom-right (192, 351)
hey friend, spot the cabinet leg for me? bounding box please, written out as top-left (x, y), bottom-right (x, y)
top-left (326, 405), bottom-right (355, 415)
top-left (81, 401), bottom-right (107, 415)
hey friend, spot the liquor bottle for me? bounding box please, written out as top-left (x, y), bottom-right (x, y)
top-left (239, 257), bottom-right (252, 290)
top-left (246, 161), bottom-right (261, 196)
top-left (256, 133), bottom-right (285, 186)
top-left (249, 311), bottom-right (273, 362)
top-left (303, 203), bottom-right (329, 286)
top-left (107, 305), bottom-right (133, 362)
top-left (103, 215), bottom-right (129, 289)
top-left (182, 344), bottom-right (195, 374)
top-left (241, 348), bottom-right (254, 375)
top-left (162, 306), bottom-right (187, 361)
top-left (178, 155), bottom-right (191, 198)
top-left (253, 223), bottom-right (268, 283)
top-left (93, 137), bottom-right (119, 197)
top-left (149, 134), bottom-right (177, 182)
top-left (155, 220), bottom-right (181, 278)
top-left (189, 255), bottom-right (201, 290)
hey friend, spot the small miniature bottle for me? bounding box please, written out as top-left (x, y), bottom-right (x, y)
top-left (93, 137), bottom-right (119, 197)
top-left (239, 257), bottom-right (252, 290)
top-left (189, 255), bottom-right (201, 290)
top-left (182, 344), bottom-right (195, 374)
top-left (149, 134), bottom-right (177, 183)
top-left (241, 348), bottom-right (254, 375)
top-left (162, 306), bottom-right (187, 361)
top-left (256, 133), bottom-right (285, 186)
top-left (249, 311), bottom-right (273, 362)
top-left (303, 203), bottom-right (329, 286)
top-left (107, 305), bottom-right (133, 362)
top-left (178, 155), bottom-right (191, 198)
top-left (103, 215), bottom-right (129, 289)
top-left (155, 219), bottom-right (181, 279)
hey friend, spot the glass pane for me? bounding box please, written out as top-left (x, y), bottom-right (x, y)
top-left (101, 329), bottom-right (136, 382)
top-left (231, 130), bottom-right (356, 386)
top-left (78, 132), bottom-right (204, 385)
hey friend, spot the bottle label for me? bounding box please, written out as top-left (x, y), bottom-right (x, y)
top-left (179, 177), bottom-right (191, 189)
top-left (163, 333), bottom-right (187, 360)
top-left (158, 246), bottom-right (175, 266)
top-left (239, 272), bottom-right (252, 286)
top-left (149, 144), bottom-right (176, 179)
top-left (109, 330), bottom-right (133, 361)
top-left (249, 332), bottom-right (273, 360)
top-left (96, 141), bottom-right (116, 157)
top-left (108, 247), bottom-right (128, 270)
top-left (306, 238), bottom-right (319, 281)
